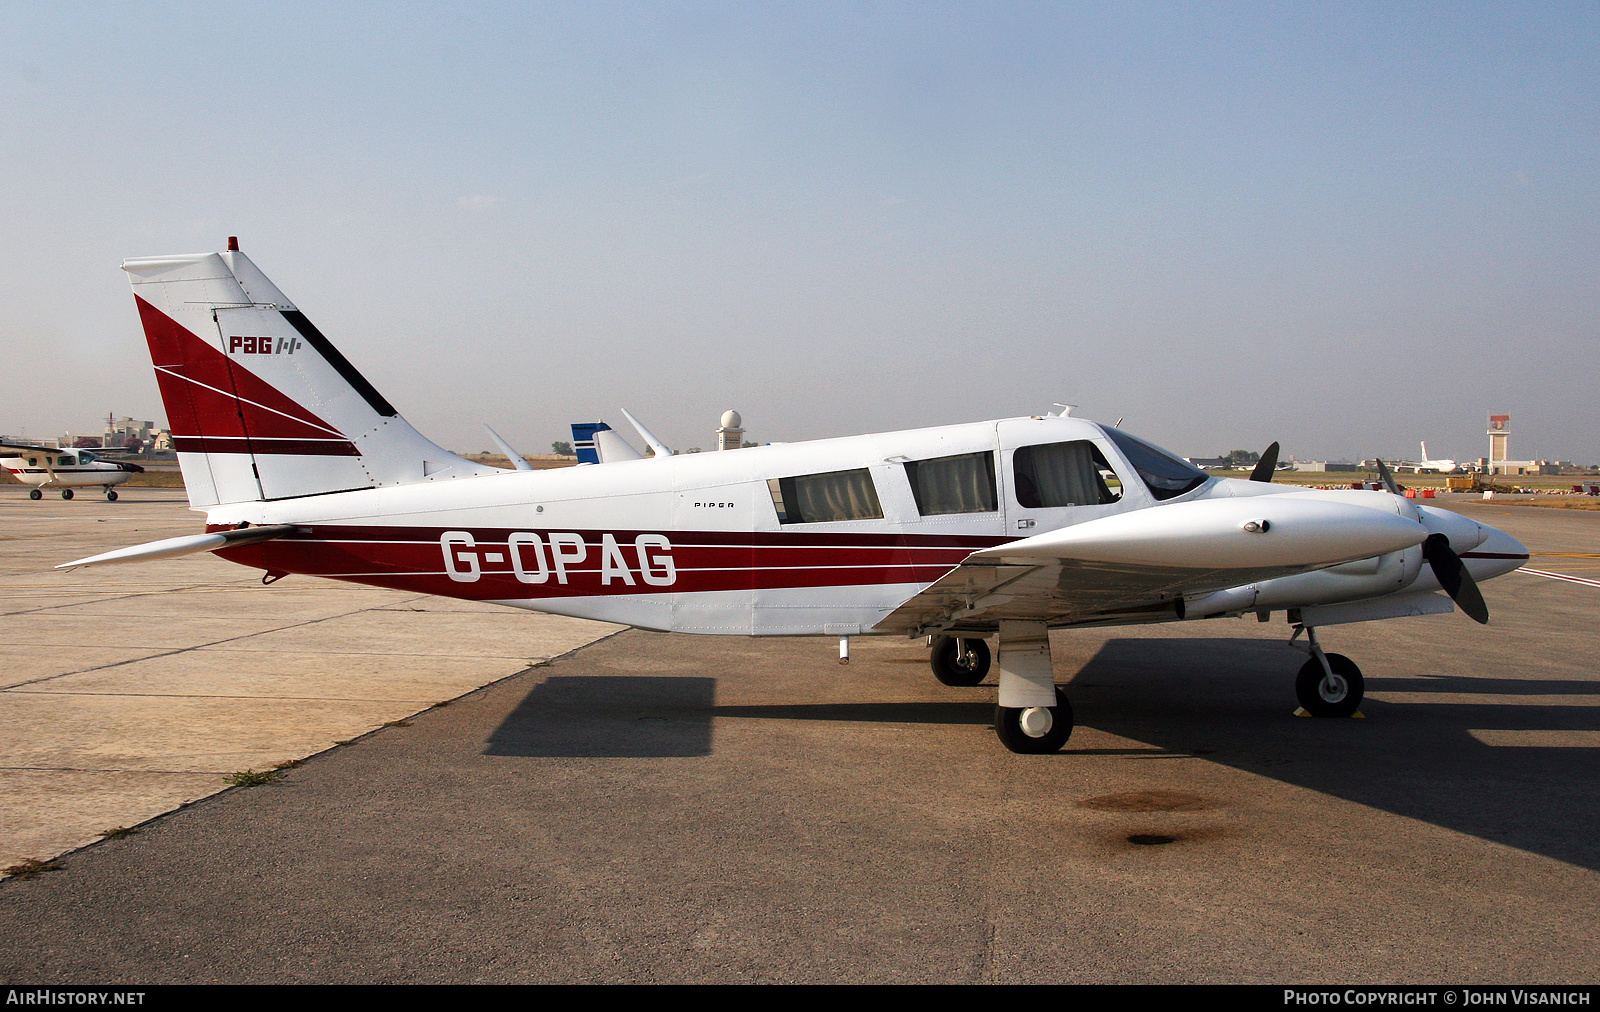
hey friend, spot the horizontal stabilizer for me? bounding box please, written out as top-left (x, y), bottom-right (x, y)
top-left (57, 524), bottom-right (303, 570)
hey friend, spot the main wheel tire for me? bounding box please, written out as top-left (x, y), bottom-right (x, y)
top-left (995, 687), bottom-right (1074, 754)
top-left (106, 490), bottom-right (118, 502)
top-left (60, 489), bottom-right (73, 500)
top-left (29, 489), bottom-right (41, 500)
top-left (1295, 653), bottom-right (1363, 718)
top-left (931, 636), bottom-right (991, 686)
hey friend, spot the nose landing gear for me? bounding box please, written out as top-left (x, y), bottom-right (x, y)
top-left (929, 635), bottom-right (991, 686)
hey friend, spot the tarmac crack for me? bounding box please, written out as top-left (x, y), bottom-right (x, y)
top-left (2, 690), bottom-right (446, 702)
top-left (0, 593), bottom-right (436, 690)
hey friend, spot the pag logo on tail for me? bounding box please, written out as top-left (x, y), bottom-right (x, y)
top-left (125, 241), bottom-right (495, 506)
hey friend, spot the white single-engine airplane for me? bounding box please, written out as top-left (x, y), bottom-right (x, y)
top-left (2, 442), bottom-right (144, 500)
top-left (60, 242), bottom-right (1528, 753)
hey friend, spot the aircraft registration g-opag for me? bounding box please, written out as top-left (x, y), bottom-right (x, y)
top-left (61, 241), bottom-right (1528, 753)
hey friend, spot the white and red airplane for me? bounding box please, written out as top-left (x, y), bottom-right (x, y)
top-left (1, 442), bottom-right (144, 500)
top-left (59, 241), bottom-right (1528, 753)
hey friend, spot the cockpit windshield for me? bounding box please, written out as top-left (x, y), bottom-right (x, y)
top-left (1100, 427), bottom-right (1208, 501)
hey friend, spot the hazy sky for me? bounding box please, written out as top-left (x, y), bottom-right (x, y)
top-left (3, 2), bottom-right (1596, 463)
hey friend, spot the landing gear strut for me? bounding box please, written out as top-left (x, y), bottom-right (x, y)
top-left (992, 620), bottom-right (1073, 753)
top-left (1289, 624), bottom-right (1364, 717)
top-left (929, 636), bottom-right (990, 686)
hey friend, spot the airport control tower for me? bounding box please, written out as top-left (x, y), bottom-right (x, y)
top-left (1488, 414), bottom-right (1510, 472)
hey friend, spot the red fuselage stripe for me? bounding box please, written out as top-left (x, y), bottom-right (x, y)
top-left (212, 525), bottom-right (1008, 600)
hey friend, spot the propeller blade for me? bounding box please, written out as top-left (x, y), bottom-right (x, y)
top-left (1248, 442), bottom-right (1280, 483)
top-left (1423, 533), bottom-right (1489, 625)
top-left (1374, 458), bottom-right (1403, 495)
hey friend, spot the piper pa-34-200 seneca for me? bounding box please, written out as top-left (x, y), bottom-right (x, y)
top-left (59, 240), bottom-right (1529, 753)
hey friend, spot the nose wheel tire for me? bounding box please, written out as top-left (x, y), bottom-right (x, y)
top-left (995, 687), bottom-right (1074, 754)
top-left (931, 636), bottom-right (991, 686)
top-left (60, 489), bottom-right (73, 500)
top-left (1295, 653), bottom-right (1364, 718)
top-left (29, 489), bottom-right (42, 500)
top-left (105, 490), bottom-right (118, 502)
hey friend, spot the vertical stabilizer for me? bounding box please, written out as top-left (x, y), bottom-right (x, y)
top-left (123, 246), bottom-right (496, 507)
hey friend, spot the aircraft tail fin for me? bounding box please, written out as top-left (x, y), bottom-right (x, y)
top-left (570, 422), bottom-right (609, 464)
top-left (123, 242), bottom-right (496, 507)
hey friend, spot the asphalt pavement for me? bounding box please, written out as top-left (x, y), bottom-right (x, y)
top-left (1, 496), bottom-right (1596, 983)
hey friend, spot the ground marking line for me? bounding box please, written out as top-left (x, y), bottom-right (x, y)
top-left (1519, 568), bottom-right (1600, 589)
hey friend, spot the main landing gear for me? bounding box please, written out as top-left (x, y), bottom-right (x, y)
top-left (1289, 624), bottom-right (1365, 718)
top-left (59, 489), bottom-right (73, 500)
top-left (928, 621), bottom-right (1073, 754)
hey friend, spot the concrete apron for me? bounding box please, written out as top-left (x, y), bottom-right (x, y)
top-left (0, 488), bottom-right (621, 873)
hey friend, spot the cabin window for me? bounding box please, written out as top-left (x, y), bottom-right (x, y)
top-left (27, 458), bottom-right (37, 466)
top-left (768, 469), bottom-right (883, 524)
top-left (1101, 427), bottom-right (1207, 501)
top-left (904, 452), bottom-right (997, 516)
top-left (1012, 441), bottom-right (1122, 508)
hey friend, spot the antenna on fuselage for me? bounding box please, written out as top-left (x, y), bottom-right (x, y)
top-left (1052, 403), bottom-right (1076, 417)
top-left (620, 408), bottom-right (675, 458)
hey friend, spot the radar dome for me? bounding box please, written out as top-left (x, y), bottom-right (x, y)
top-left (720, 410), bottom-right (742, 429)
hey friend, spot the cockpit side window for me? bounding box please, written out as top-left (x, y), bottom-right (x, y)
top-left (1012, 441), bottom-right (1122, 508)
top-left (904, 451), bottom-right (997, 516)
top-left (1101, 427), bottom-right (1208, 501)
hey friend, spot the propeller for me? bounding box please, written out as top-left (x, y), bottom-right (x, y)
top-left (1248, 442), bottom-right (1280, 483)
top-left (1422, 532), bottom-right (1489, 625)
top-left (1373, 458), bottom-right (1403, 495)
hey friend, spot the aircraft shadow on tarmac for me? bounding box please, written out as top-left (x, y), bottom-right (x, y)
top-left (1070, 637), bottom-right (1600, 873)
top-left (484, 639), bottom-right (1598, 870)
top-left (484, 675), bottom-right (997, 758)
top-left (486, 676), bottom-right (720, 758)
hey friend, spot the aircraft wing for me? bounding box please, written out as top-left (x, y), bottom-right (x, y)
top-left (0, 441), bottom-right (62, 455)
top-left (875, 494), bottom-right (1430, 635)
top-left (875, 556), bottom-right (1299, 634)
